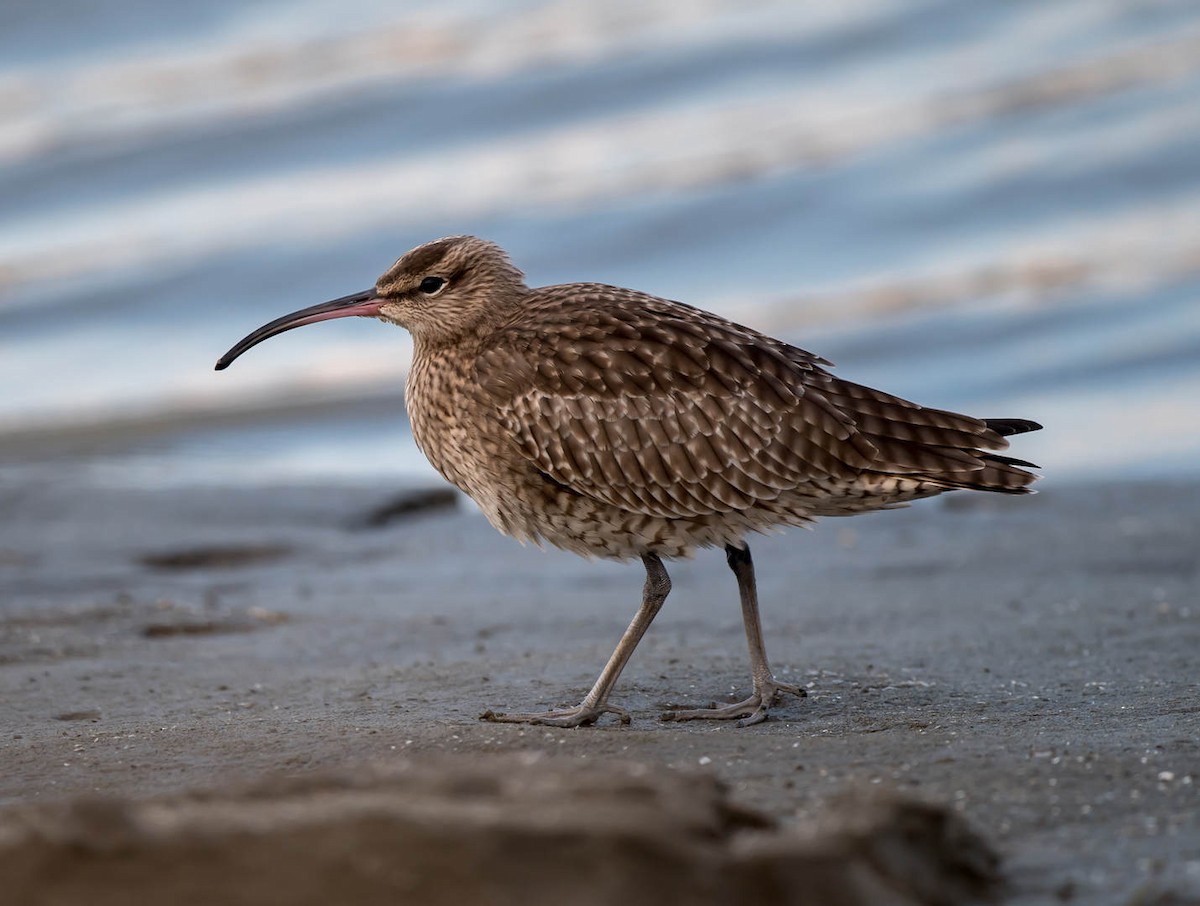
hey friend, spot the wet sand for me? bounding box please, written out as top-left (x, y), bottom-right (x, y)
top-left (1, 477), bottom-right (1198, 903)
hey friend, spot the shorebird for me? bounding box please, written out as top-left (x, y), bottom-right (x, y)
top-left (216, 236), bottom-right (1040, 728)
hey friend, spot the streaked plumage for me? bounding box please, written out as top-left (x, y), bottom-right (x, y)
top-left (217, 236), bottom-right (1041, 728)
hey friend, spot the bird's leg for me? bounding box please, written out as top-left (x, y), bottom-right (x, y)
top-left (662, 543), bottom-right (806, 727)
top-left (481, 553), bottom-right (671, 728)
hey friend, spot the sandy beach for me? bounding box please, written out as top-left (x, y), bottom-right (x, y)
top-left (2, 474), bottom-right (1197, 903)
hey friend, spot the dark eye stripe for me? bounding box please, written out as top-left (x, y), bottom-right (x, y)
top-left (419, 276), bottom-right (446, 294)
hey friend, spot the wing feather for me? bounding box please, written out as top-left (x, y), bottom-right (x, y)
top-left (474, 288), bottom-right (878, 518)
top-left (472, 284), bottom-right (1040, 514)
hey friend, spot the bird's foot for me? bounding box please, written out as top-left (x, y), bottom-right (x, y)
top-left (660, 679), bottom-right (807, 728)
top-left (479, 701), bottom-right (631, 728)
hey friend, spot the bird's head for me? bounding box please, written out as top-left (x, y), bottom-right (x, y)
top-left (215, 235), bottom-right (526, 370)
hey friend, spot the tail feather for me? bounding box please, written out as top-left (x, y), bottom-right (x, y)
top-left (823, 380), bottom-right (1012, 450)
top-left (942, 454), bottom-right (1040, 494)
top-left (985, 452), bottom-right (1040, 469)
top-left (863, 436), bottom-right (987, 474)
top-left (984, 418), bottom-right (1043, 437)
top-left (823, 377), bottom-right (1043, 495)
top-left (850, 411), bottom-right (1006, 454)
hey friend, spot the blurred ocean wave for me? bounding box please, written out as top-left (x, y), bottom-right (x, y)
top-left (1, 0), bottom-right (1198, 487)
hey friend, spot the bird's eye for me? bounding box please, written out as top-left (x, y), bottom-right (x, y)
top-left (418, 276), bottom-right (446, 295)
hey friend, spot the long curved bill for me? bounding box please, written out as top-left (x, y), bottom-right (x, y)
top-left (215, 289), bottom-right (383, 370)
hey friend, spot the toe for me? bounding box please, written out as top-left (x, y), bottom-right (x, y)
top-left (479, 702), bottom-right (630, 728)
top-left (734, 707), bottom-right (769, 728)
top-left (768, 682), bottom-right (808, 702)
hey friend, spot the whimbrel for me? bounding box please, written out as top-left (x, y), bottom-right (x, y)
top-left (216, 236), bottom-right (1041, 728)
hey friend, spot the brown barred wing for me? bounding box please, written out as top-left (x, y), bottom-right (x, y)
top-left (472, 287), bottom-right (880, 518)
